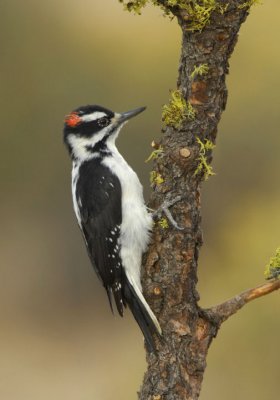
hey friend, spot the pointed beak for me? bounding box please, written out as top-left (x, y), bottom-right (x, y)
top-left (117, 106), bottom-right (146, 124)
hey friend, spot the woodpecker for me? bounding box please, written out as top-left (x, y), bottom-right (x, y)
top-left (63, 104), bottom-right (161, 351)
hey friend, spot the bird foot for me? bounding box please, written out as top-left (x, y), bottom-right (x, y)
top-left (151, 195), bottom-right (184, 231)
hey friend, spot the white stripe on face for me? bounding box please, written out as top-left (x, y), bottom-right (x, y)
top-left (68, 126), bottom-right (111, 161)
top-left (81, 112), bottom-right (107, 122)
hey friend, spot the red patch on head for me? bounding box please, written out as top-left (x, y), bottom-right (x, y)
top-left (65, 112), bottom-right (82, 127)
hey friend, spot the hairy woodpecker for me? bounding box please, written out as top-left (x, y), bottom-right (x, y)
top-left (63, 104), bottom-right (161, 350)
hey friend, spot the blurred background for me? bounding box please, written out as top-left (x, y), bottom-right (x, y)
top-left (0, 0), bottom-right (279, 399)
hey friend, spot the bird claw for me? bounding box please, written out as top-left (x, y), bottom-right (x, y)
top-left (152, 195), bottom-right (185, 231)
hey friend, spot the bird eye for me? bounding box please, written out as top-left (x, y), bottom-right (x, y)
top-left (98, 117), bottom-right (110, 128)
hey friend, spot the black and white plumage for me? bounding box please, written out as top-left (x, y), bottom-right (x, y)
top-left (63, 104), bottom-right (161, 350)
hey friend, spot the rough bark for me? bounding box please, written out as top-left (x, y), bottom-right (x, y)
top-left (138, 2), bottom-right (280, 400)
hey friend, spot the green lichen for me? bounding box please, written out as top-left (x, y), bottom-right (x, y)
top-left (162, 90), bottom-right (187, 129)
top-left (120, 0), bottom-right (148, 13)
top-left (119, 1), bottom-right (229, 31)
top-left (194, 137), bottom-right (215, 180)
top-left (191, 63), bottom-right (209, 79)
top-left (185, 101), bottom-right (196, 120)
top-left (145, 146), bottom-right (164, 163)
top-left (217, 2), bottom-right (228, 14)
top-left (150, 170), bottom-right (164, 185)
top-left (238, 0), bottom-right (261, 10)
top-left (162, 90), bottom-right (196, 129)
top-left (264, 247), bottom-right (280, 280)
top-left (192, 2), bottom-right (229, 31)
top-left (158, 217), bottom-right (169, 229)
top-left (181, 0), bottom-right (225, 31)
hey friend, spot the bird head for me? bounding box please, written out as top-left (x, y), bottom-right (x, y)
top-left (63, 105), bottom-right (146, 161)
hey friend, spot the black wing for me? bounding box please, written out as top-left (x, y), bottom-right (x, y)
top-left (75, 159), bottom-right (124, 315)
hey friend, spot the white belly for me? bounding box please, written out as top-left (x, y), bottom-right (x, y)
top-left (102, 148), bottom-right (153, 289)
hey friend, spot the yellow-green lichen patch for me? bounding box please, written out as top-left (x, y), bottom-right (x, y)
top-left (238, 0), bottom-right (261, 10)
top-left (119, 1), bottom-right (229, 31)
top-left (162, 90), bottom-right (196, 129)
top-left (264, 247), bottom-right (280, 280)
top-left (158, 217), bottom-right (169, 229)
top-left (194, 137), bottom-right (215, 180)
top-left (185, 101), bottom-right (196, 120)
top-left (150, 171), bottom-right (164, 185)
top-left (191, 63), bottom-right (209, 79)
top-left (120, 0), bottom-right (148, 13)
top-left (181, 0), bottom-right (227, 32)
top-left (145, 146), bottom-right (164, 163)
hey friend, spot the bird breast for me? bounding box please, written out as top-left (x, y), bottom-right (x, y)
top-left (102, 147), bottom-right (153, 289)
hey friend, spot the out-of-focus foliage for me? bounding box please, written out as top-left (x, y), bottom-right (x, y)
top-left (0, 1), bottom-right (280, 400)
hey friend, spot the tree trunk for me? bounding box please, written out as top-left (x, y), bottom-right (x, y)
top-left (139, 3), bottom-right (251, 400)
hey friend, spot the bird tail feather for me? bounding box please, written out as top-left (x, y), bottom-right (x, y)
top-left (123, 275), bottom-right (162, 352)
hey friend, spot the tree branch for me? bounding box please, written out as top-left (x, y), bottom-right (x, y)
top-left (118, 1), bottom-right (278, 399)
top-left (208, 279), bottom-right (280, 324)
top-left (137, 3), bottom-right (255, 400)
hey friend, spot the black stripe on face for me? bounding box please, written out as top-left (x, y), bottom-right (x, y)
top-left (85, 135), bottom-right (113, 156)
